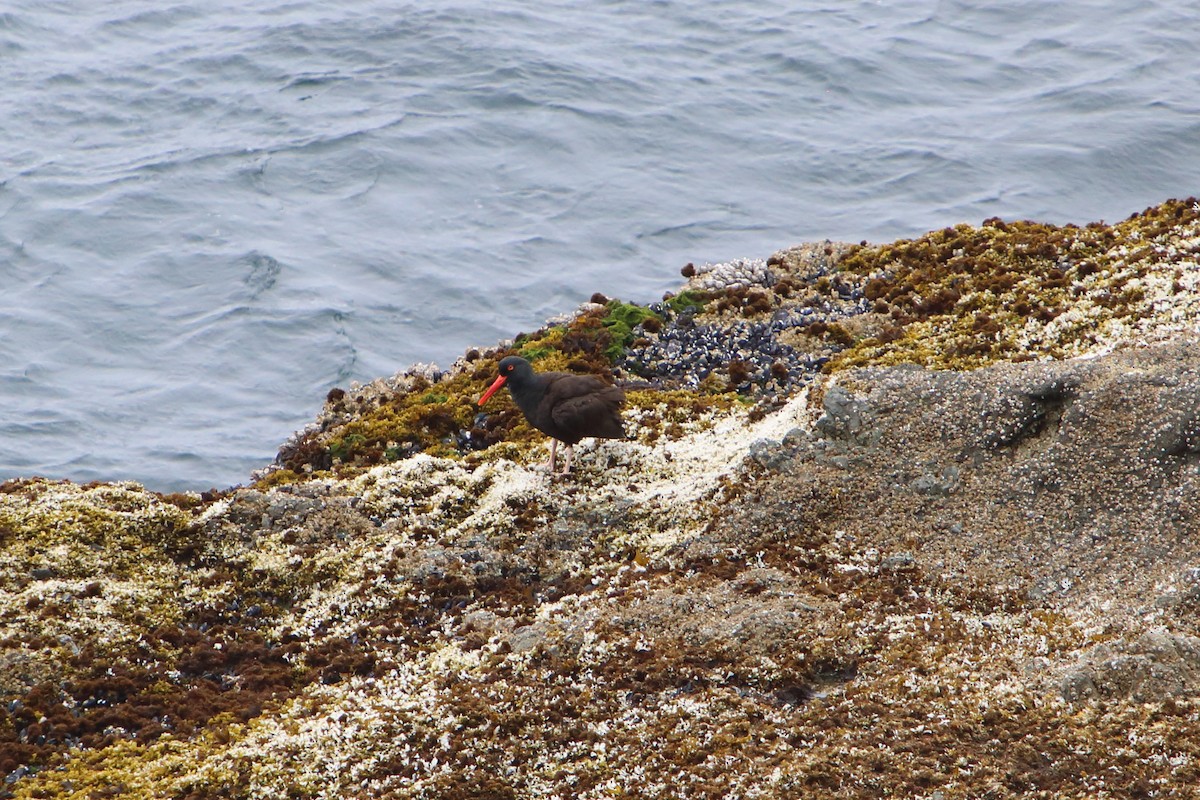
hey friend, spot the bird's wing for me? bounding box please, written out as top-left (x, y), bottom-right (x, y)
top-left (542, 373), bottom-right (609, 401)
top-left (548, 381), bottom-right (626, 441)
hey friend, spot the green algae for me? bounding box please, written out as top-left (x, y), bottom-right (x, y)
top-left (625, 388), bottom-right (741, 443)
top-left (249, 466), bottom-right (311, 489)
top-left (599, 299), bottom-right (662, 360)
top-left (515, 323), bottom-right (567, 363)
top-left (664, 289), bottom-right (714, 315)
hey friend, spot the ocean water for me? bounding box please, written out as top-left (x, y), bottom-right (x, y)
top-left (1, 0), bottom-right (1198, 491)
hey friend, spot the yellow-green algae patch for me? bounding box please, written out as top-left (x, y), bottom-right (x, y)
top-left (0, 480), bottom-right (191, 578)
top-left (0, 479), bottom-right (388, 784)
top-left (262, 299), bottom-right (745, 488)
top-left (0, 481), bottom-right (195, 657)
top-left (820, 197), bottom-right (1200, 370)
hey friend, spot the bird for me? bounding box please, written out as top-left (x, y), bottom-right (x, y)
top-left (477, 355), bottom-right (626, 474)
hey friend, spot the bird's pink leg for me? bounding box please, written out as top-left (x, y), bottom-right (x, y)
top-left (547, 439), bottom-right (558, 473)
top-left (560, 445), bottom-right (573, 475)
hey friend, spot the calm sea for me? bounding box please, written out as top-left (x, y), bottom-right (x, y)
top-left (2, 0), bottom-right (1198, 490)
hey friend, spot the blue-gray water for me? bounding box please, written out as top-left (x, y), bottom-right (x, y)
top-left (2, 1), bottom-right (1198, 491)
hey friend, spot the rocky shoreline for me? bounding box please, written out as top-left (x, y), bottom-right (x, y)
top-left (2, 198), bottom-right (1200, 798)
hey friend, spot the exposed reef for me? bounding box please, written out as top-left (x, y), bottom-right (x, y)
top-left (2, 198), bottom-right (1200, 798)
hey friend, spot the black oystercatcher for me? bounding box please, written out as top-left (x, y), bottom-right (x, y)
top-left (477, 356), bottom-right (626, 474)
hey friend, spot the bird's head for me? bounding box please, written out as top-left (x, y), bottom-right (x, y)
top-left (478, 356), bottom-right (530, 405)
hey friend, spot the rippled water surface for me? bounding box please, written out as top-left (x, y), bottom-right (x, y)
top-left (2, 0), bottom-right (1198, 489)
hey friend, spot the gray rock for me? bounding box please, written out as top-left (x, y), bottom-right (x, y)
top-left (811, 388), bottom-right (883, 456)
top-left (1060, 628), bottom-right (1200, 702)
top-left (508, 624), bottom-right (547, 654)
top-left (911, 465), bottom-right (959, 496)
top-left (748, 438), bottom-right (791, 471)
top-left (881, 552), bottom-right (916, 570)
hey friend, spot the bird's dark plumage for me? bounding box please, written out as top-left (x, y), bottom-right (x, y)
top-left (478, 356), bottom-right (626, 473)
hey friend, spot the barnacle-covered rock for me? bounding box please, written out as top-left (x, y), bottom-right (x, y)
top-left (5, 199), bottom-right (1200, 798)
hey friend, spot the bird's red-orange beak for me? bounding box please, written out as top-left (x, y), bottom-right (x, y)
top-left (477, 374), bottom-right (508, 405)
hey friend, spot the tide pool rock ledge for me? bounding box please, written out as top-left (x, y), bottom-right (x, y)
top-left (2, 198), bottom-right (1200, 798)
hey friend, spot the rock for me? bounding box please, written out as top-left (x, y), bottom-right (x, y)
top-left (881, 551), bottom-right (916, 570)
top-left (1061, 629), bottom-right (1200, 702)
top-left (813, 385), bottom-right (873, 443)
top-left (3, 200), bottom-right (1200, 798)
top-left (683, 258), bottom-right (775, 292)
top-left (748, 438), bottom-right (790, 471)
top-left (508, 624), bottom-right (547, 654)
top-left (910, 465), bottom-right (959, 496)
